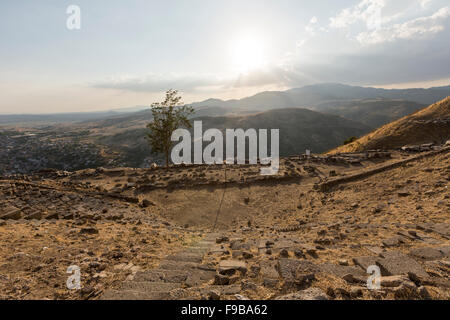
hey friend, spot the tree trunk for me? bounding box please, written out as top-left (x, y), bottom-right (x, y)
top-left (165, 149), bottom-right (169, 168)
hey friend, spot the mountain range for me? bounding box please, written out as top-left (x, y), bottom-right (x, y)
top-left (191, 83), bottom-right (450, 113)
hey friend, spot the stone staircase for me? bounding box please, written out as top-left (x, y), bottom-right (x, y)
top-left (101, 233), bottom-right (219, 300)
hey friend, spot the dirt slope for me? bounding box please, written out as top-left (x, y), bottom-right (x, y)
top-left (329, 97), bottom-right (450, 154)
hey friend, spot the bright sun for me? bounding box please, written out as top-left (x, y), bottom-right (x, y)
top-left (231, 34), bottom-right (266, 73)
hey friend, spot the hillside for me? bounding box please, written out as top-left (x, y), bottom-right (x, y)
top-left (313, 99), bottom-right (426, 128)
top-left (92, 108), bottom-right (371, 167)
top-left (329, 97), bottom-right (450, 154)
top-left (1, 144), bottom-right (449, 300)
top-left (195, 108), bottom-right (370, 156)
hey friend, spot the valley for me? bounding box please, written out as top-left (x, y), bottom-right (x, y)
top-left (3, 83), bottom-right (448, 175)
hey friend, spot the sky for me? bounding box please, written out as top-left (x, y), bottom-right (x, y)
top-left (1, 0), bottom-right (450, 114)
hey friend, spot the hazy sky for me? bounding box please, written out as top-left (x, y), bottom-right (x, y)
top-left (1, 0), bottom-right (450, 114)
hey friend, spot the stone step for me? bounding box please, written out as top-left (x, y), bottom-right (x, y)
top-left (166, 252), bottom-right (203, 263)
top-left (0, 207), bottom-right (21, 220)
top-left (101, 289), bottom-right (172, 300)
top-left (24, 211), bottom-right (42, 220)
top-left (204, 233), bottom-right (221, 241)
top-left (185, 269), bottom-right (216, 287)
top-left (409, 247), bottom-right (445, 261)
top-left (199, 284), bottom-right (242, 295)
top-left (185, 247), bottom-right (210, 254)
top-left (121, 281), bottom-right (181, 292)
top-left (131, 268), bottom-right (215, 288)
top-left (353, 256), bottom-right (378, 271)
top-left (376, 251), bottom-right (428, 277)
top-left (437, 246), bottom-right (450, 258)
top-left (430, 223), bottom-right (450, 238)
top-left (208, 245), bottom-right (228, 254)
top-left (194, 240), bottom-right (215, 248)
top-left (159, 260), bottom-right (200, 270)
top-left (101, 233), bottom-right (217, 300)
top-left (133, 269), bottom-right (189, 283)
top-left (319, 263), bottom-right (366, 278)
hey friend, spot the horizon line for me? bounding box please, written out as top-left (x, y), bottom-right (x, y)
top-left (1, 81), bottom-right (449, 116)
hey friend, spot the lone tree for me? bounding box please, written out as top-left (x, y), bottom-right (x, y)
top-left (147, 89), bottom-right (194, 168)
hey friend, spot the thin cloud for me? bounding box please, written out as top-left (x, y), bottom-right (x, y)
top-left (330, 0), bottom-right (386, 30)
top-left (420, 0), bottom-right (433, 8)
top-left (92, 73), bottom-right (227, 93)
top-left (357, 6), bottom-right (450, 45)
top-left (91, 1), bottom-right (450, 96)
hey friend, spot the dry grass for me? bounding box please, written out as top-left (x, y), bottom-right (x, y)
top-left (329, 97), bottom-right (450, 154)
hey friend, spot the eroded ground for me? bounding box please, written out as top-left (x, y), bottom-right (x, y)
top-left (0, 148), bottom-right (449, 300)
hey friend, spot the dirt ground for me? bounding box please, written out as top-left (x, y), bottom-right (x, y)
top-left (0, 148), bottom-right (449, 300)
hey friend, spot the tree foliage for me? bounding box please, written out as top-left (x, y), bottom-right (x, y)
top-left (343, 136), bottom-right (358, 145)
top-left (146, 89), bottom-right (194, 167)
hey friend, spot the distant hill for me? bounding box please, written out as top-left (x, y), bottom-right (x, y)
top-left (0, 111), bottom-right (122, 125)
top-left (0, 108), bottom-right (148, 126)
top-left (191, 83), bottom-right (450, 112)
top-left (329, 97), bottom-right (450, 154)
top-left (195, 108), bottom-right (371, 156)
top-left (313, 99), bottom-right (426, 128)
top-left (94, 108), bottom-right (371, 166)
top-left (2, 83), bottom-right (449, 126)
